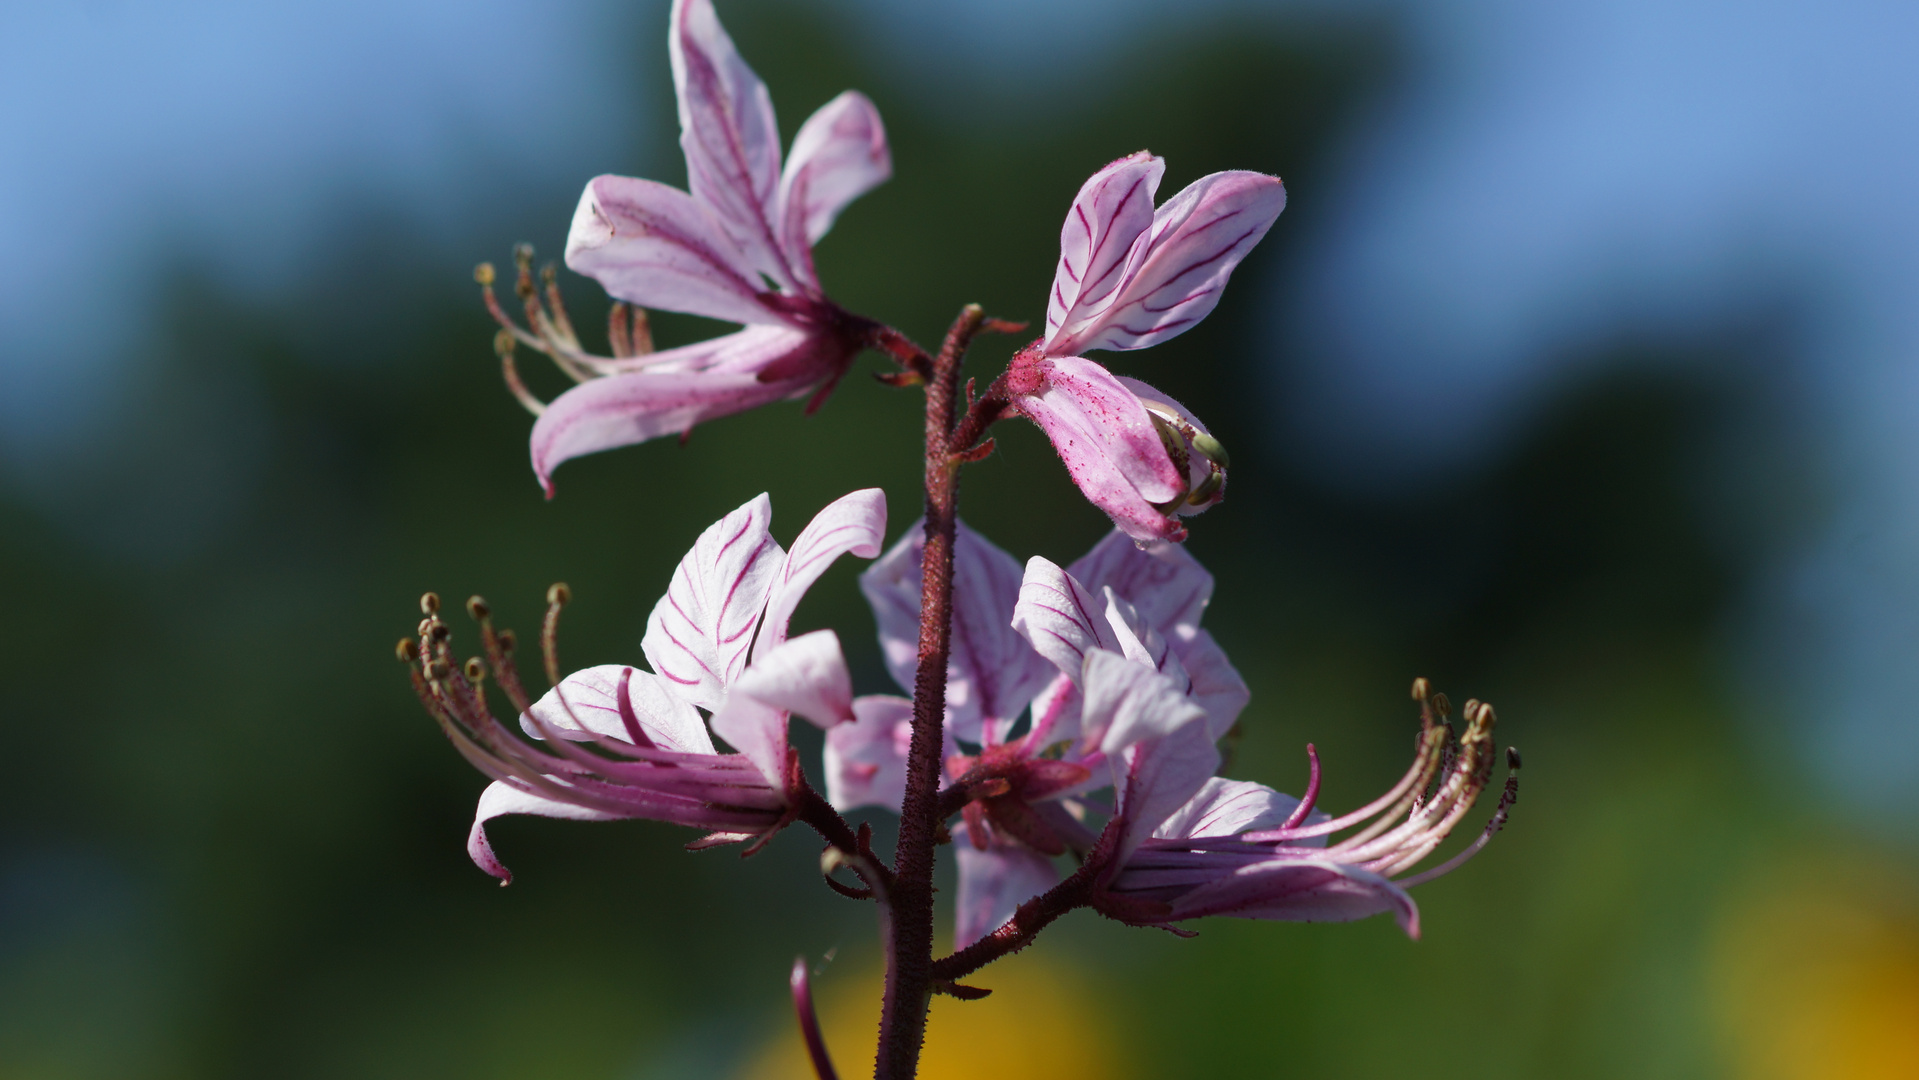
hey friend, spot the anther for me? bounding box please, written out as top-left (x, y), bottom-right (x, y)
top-left (1507, 746), bottom-right (1523, 770)
top-left (493, 328), bottom-right (516, 357)
top-left (466, 595), bottom-right (490, 620)
top-left (426, 660), bottom-right (450, 681)
top-left (1185, 468), bottom-right (1224, 505)
top-left (419, 592), bottom-right (441, 615)
top-left (430, 622), bottom-right (451, 642)
top-left (1411, 677), bottom-right (1431, 701)
top-left (395, 638), bottom-right (418, 663)
top-left (496, 629), bottom-right (517, 654)
top-left (1190, 431), bottom-right (1230, 469)
top-left (474, 262), bottom-right (496, 286)
top-left (513, 243), bottom-right (534, 271)
top-left (464, 657), bottom-right (487, 682)
top-left (1432, 692), bottom-right (1452, 719)
top-left (546, 582), bottom-right (571, 607)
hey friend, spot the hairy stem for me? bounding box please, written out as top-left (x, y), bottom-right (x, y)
top-left (928, 859), bottom-right (1099, 984)
top-left (873, 305), bottom-right (988, 1080)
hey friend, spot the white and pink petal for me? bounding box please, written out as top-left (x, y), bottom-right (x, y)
top-left (668, 0), bottom-right (795, 289)
top-left (1065, 170), bottom-right (1286, 354)
top-left (565, 174), bottom-right (783, 327)
top-left (528, 328), bottom-right (816, 491)
top-left (823, 695), bottom-right (914, 813)
top-left (1012, 357), bottom-right (1185, 543)
top-left (860, 521), bottom-right (1053, 743)
top-left (757, 487), bottom-right (887, 659)
top-left (732, 629), bottom-right (855, 730)
top-left (641, 493), bottom-right (786, 711)
top-left (468, 780), bottom-right (622, 884)
top-left (777, 90), bottom-right (891, 275)
top-left (1066, 527), bottom-right (1213, 641)
top-left (521, 664), bottom-right (716, 753)
top-left (1044, 151), bottom-right (1164, 351)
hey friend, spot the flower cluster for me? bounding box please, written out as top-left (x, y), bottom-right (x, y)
top-left (834, 521), bottom-right (1516, 946)
top-left (406, 489), bottom-right (888, 882)
top-left (406, 2), bottom-right (1522, 1076)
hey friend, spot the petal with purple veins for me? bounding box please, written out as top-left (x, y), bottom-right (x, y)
top-left (528, 327), bottom-right (816, 491)
top-left (522, 664), bottom-right (716, 753)
top-left (860, 521), bottom-right (1054, 743)
top-left (468, 779), bottom-right (621, 884)
top-left (1067, 527), bottom-right (1213, 641)
top-left (1011, 556), bottom-right (1125, 685)
top-left (1064, 170), bottom-right (1286, 355)
top-left (1176, 629), bottom-right (1248, 740)
top-left (641, 493), bottom-right (785, 712)
top-left (777, 90), bottom-right (891, 279)
top-left (758, 487), bottom-right (886, 659)
top-left (1043, 151), bottom-right (1164, 352)
top-left (1079, 648), bottom-right (1207, 757)
top-left (565, 174), bottom-right (784, 326)
top-left (1165, 858), bottom-right (1420, 938)
top-left (823, 695), bottom-right (915, 813)
top-left (668, 0), bottom-right (795, 289)
top-left (1111, 711), bottom-right (1220, 866)
top-left (1152, 777), bottom-right (1313, 842)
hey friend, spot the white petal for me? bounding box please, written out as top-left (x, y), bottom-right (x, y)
top-left (823, 695), bottom-right (914, 813)
top-left (642, 493), bottom-right (785, 711)
top-left (777, 90), bottom-right (891, 269)
top-left (732, 629), bottom-right (854, 730)
top-left (522, 664), bottom-right (716, 753)
top-left (757, 488), bottom-right (886, 659)
top-left (668, 0), bottom-right (797, 289)
top-left (468, 780), bottom-right (619, 883)
top-left (565, 174), bottom-right (784, 326)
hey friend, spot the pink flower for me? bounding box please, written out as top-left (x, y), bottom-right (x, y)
top-left (1100, 687), bottom-right (1521, 939)
top-left (830, 520), bottom-right (1518, 945)
top-left (409, 488), bottom-right (887, 883)
top-left (831, 523), bottom-right (1247, 946)
top-left (526, 0), bottom-right (891, 493)
top-left (1004, 151), bottom-right (1284, 542)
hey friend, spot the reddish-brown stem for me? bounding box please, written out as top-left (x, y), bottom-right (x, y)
top-left (796, 783), bottom-right (895, 894)
top-left (872, 304), bottom-right (991, 1080)
top-left (947, 372), bottom-right (1014, 459)
top-left (927, 860), bottom-right (1099, 984)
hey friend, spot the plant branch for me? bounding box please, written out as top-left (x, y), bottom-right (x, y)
top-left (796, 783), bottom-right (894, 894)
top-left (927, 860), bottom-right (1099, 984)
top-left (873, 304), bottom-right (989, 1080)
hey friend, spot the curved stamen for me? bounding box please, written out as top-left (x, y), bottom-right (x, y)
top-left (1393, 746), bottom-right (1522, 887)
top-left (1277, 743), bottom-right (1321, 830)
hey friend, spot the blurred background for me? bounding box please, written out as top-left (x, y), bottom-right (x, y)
top-left (3, 0), bottom-right (1916, 1076)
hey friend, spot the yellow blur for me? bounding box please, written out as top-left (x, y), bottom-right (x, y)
top-left (738, 951), bottom-right (1129, 1080)
top-left (1712, 862), bottom-right (1919, 1080)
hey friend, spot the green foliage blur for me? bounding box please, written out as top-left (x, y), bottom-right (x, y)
top-left (4, 3), bottom-right (1910, 1078)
